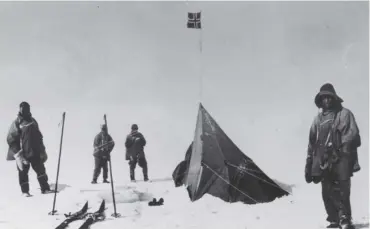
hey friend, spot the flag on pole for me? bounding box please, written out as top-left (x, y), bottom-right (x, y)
top-left (187, 12), bottom-right (201, 29)
top-left (186, 10), bottom-right (203, 102)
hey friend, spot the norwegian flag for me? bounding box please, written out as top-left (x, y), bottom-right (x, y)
top-left (187, 12), bottom-right (201, 29)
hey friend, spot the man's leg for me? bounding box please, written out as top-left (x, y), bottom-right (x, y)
top-left (342, 180), bottom-right (352, 220)
top-left (138, 157), bottom-right (148, 181)
top-left (92, 157), bottom-right (102, 183)
top-left (321, 179), bottom-right (339, 227)
top-left (30, 159), bottom-right (51, 193)
top-left (18, 163), bottom-right (31, 194)
top-left (331, 179), bottom-right (353, 228)
top-left (102, 159), bottom-right (109, 183)
top-left (129, 157), bottom-right (137, 181)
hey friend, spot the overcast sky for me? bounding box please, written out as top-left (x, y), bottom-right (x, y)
top-left (0, 1), bottom-right (368, 191)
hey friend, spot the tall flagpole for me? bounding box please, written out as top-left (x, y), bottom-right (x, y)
top-left (198, 10), bottom-right (203, 104)
top-left (187, 9), bottom-right (204, 105)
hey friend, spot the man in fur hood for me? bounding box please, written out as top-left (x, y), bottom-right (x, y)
top-left (91, 124), bottom-right (115, 184)
top-left (6, 102), bottom-right (52, 196)
top-left (125, 124), bottom-right (148, 182)
top-left (305, 83), bottom-right (361, 229)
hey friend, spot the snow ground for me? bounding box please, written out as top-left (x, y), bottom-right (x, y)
top-left (0, 153), bottom-right (368, 229)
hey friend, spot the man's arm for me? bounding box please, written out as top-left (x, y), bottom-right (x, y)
top-left (140, 134), bottom-right (146, 147)
top-left (340, 110), bottom-right (361, 153)
top-left (93, 134), bottom-right (101, 149)
top-left (107, 135), bottom-right (115, 152)
top-left (307, 117), bottom-right (318, 161)
top-left (125, 134), bottom-right (133, 148)
top-left (305, 117), bottom-right (318, 183)
top-left (7, 118), bottom-right (21, 146)
top-left (32, 118), bottom-right (43, 139)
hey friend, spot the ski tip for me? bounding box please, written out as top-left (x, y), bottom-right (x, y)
top-left (55, 222), bottom-right (68, 229)
top-left (82, 201), bottom-right (89, 211)
top-left (98, 200), bottom-right (105, 212)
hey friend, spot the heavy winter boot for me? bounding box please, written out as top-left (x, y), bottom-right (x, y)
top-left (130, 173), bottom-right (136, 182)
top-left (340, 218), bottom-right (354, 229)
top-left (340, 223), bottom-right (355, 229)
top-left (144, 173), bottom-right (149, 182)
top-left (326, 222), bottom-right (339, 228)
top-left (42, 189), bottom-right (55, 194)
top-left (38, 177), bottom-right (51, 194)
top-left (22, 192), bottom-right (32, 197)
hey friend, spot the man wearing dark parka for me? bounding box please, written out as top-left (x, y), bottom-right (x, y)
top-left (305, 83), bottom-right (361, 229)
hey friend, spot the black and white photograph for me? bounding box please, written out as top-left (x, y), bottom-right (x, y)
top-left (0, 1), bottom-right (368, 229)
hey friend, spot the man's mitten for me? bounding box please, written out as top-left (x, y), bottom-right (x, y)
top-left (134, 137), bottom-right (141, 144)
top-left (305, 158), bottom-right (313, 183)
top-left (14, 151), bottom-right (28, 171)
top-left (331, 150), bottom-right (339, 164)
top-left (40, 153), bottom-right (48, 163)
top-left (103, 154), bottom-right (111, 161)
top-left (320, 153), bottom-right (329, 170)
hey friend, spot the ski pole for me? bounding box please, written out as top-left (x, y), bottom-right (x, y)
top-left (103, 114), bottom-right (121, 218)
top-left (49, 112), bottom-right (66, 215)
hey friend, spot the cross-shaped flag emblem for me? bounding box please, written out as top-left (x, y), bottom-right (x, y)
top-left (187, 12), bottom-right (201, 29)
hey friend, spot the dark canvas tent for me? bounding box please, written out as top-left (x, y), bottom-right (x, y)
top-left (172, 103), bottom-right (289, 204)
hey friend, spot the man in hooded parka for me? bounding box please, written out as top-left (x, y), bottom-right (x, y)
top-left (91, 124), bottom-right (115, 184)
top-left (6, 102), bottom-right (52, 196)
top-left (125, 124), bottom-right (148, 182)
top-left (305, 83), bottom-right (361, 229)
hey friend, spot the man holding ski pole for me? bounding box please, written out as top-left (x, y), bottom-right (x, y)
top-left (91, 124), bottom-right (115, 184)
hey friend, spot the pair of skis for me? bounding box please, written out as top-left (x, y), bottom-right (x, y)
top-left (55, 200), bottom-right (106, 229)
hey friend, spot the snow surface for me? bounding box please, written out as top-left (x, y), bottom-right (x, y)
top-left (0, 1), bottom-right (368, 229)
top-left (0, 143), bottom-right (368, 229)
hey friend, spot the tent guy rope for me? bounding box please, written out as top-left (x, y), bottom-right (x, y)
top-left (201, 162), bottom-right (259, 204)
